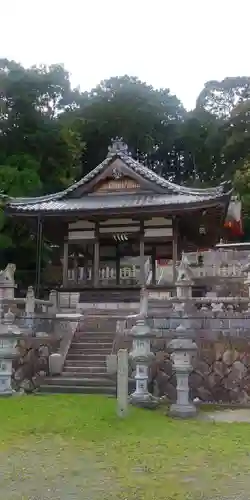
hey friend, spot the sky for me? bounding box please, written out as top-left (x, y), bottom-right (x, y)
top-left (1, 0), bottom-right (249, 110)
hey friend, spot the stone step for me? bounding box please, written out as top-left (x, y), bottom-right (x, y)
top-left (68, 348), bottom-right (111, 355)
top-left (39, 384), bottom-right (116, 395)
top-left (62, 371), bottom-right (108, 378)
top-left (79, 289), bottom-right (139, 303)
top-left (46, 376), bottom-right (113, 387)
top-left (63, 365), bottom-right (106, 373)
top-left (73, 339), bottom-right (114, 345)
top-left (67, 353), bottom-right (107, 361)
top-left (74, 334), bottom-right (115, 340)
top-left (64, 359), bottom-right (106, 367)
top-left (70, 342), bottom-right (113, 349)
top-left (77, 327), bottom-right (117, 334)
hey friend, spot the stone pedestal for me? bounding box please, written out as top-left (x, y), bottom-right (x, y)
top-left (129, 316), bottom-right (158, 409)
top-left (168, 328), bottom-right (197, 418)
top-left (0, 310), bottom-right (21, 396)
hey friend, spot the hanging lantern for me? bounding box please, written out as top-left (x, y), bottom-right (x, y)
top-left (224, 198), bottom-right (243, 236)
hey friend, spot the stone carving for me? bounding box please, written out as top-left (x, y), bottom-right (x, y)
top-left (107, 137), bottom-right (129, 155)
top-left (111, 167), bottom-right (122, 180)
top-left (176, 254), bottom-right (194, 284)
top-left (4, 264), bottom-right (16, 283)
top-left (0, 263), bottom-right (16, 284)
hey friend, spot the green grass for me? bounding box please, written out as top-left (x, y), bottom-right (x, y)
top-left (1, 395), bottom-right (250, 499)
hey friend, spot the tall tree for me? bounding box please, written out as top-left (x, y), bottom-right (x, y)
top-left (0, 60), bottom-right (82, 279)
top-left (73, 75), bottom-right (186, 178)
top-left (196, 77), bottom-right (250, 118)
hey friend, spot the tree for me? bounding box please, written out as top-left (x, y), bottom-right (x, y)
top-left (0, 59), bottom-right (82, 193)
top-left (223, 100), bottom-right (250, 169)
top-left (72, 75), bottom-right (186, 178)
top-left (196, 77), bottom-right (250, 119)
top-left (0, 60), bottom-right (83, 279)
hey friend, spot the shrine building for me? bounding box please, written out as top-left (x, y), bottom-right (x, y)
top-left (6, 139), bottom-right (233, 296)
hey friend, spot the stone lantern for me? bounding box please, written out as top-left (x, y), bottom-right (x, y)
top-left (0, 309), bottom-right (21, 396)
top-left (168, 324), bottom-right (197, 418)
top-left (129, 288), bottom-right (158, 408)
top-left (168, 255), bottom-right (198, 418)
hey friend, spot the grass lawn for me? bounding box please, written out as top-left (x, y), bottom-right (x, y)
top-left (1, 396), bottom-right (250, 499)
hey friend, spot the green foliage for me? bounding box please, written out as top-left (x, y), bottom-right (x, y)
top-left (0, 60), bottom-right (82, 277)
top-left (196, 76), bottom-right (250, 118)
top-left (74, 75), bottom-right (186, 177)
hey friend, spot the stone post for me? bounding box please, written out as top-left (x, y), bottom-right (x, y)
top-left (48, 290), bottom-right (58, 314)
top-left (25, 286), bottom-right (35, 332)
top-left (168, 254), bottom-right (197, 418)
top-left (117, 349), bottom-right (129, 418)
top-left (0, 309), bottom-right (21, 396)
top-left (129, 287), bottom-right (158, 408)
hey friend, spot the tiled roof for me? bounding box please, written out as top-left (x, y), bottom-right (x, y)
top-left (8, 192), bottom-right (231, 214)
top-left (6, 138), bottom-right (232, 214)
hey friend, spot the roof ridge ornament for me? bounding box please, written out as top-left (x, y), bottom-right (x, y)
top-left (107, 137), bottom-right (130, 156)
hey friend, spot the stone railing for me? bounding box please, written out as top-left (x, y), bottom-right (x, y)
top-left (67, 258), bottom-right (152, 286)
top-left (186, 249), bottom-right (250, 280)
top-left (0, 264), bottom-right (58, 332)
top-left (156, 250), bottom-right (250, 284)
top-left (67, 264), bottom-right (139, 285)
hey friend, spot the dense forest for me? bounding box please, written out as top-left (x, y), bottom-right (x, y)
top-left (0, 58), bottom-right (250, 283)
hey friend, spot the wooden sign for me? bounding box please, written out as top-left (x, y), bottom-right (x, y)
top-left (95, 176), bottom-right (140, 193)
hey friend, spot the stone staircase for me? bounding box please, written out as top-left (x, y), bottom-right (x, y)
top-left (40, 309), bottom-right (133, 395)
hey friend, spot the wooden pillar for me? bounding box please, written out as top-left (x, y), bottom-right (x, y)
top-left (73, 252), bottom-right (78, 285)
top-left (62, 241), bottom-right (69, 287)
top-left (83, 244), bottom-right (88, 284)
top-left (151, 246), bottom-right (156, 286)
top-left (35, 216), bottom-right (43, 298)
top-left (93, 223), bottom-right (100, 287)
top-left (116, 243), bottom-right (120, 286)
top-left (172, 217), bottom-right (178, 283)
top-left (139, 221), bottom-right (145, 286)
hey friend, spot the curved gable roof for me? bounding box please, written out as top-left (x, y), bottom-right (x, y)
top-left (6, 138), bottom-right (232, 213)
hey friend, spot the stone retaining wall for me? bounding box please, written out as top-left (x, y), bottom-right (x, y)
top-left (114, 332), bottom-right (250, 404)
top-left (150, 336), bottom-right (250, 404)
top-left (12, 337), bottom-right (59, 393)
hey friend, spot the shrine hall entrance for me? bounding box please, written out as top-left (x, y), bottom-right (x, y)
top-left (66, 234), bottom-right (175, 288)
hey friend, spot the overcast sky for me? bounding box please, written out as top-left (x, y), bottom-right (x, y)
top-left (1, 0), bottom-right (249, 109)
